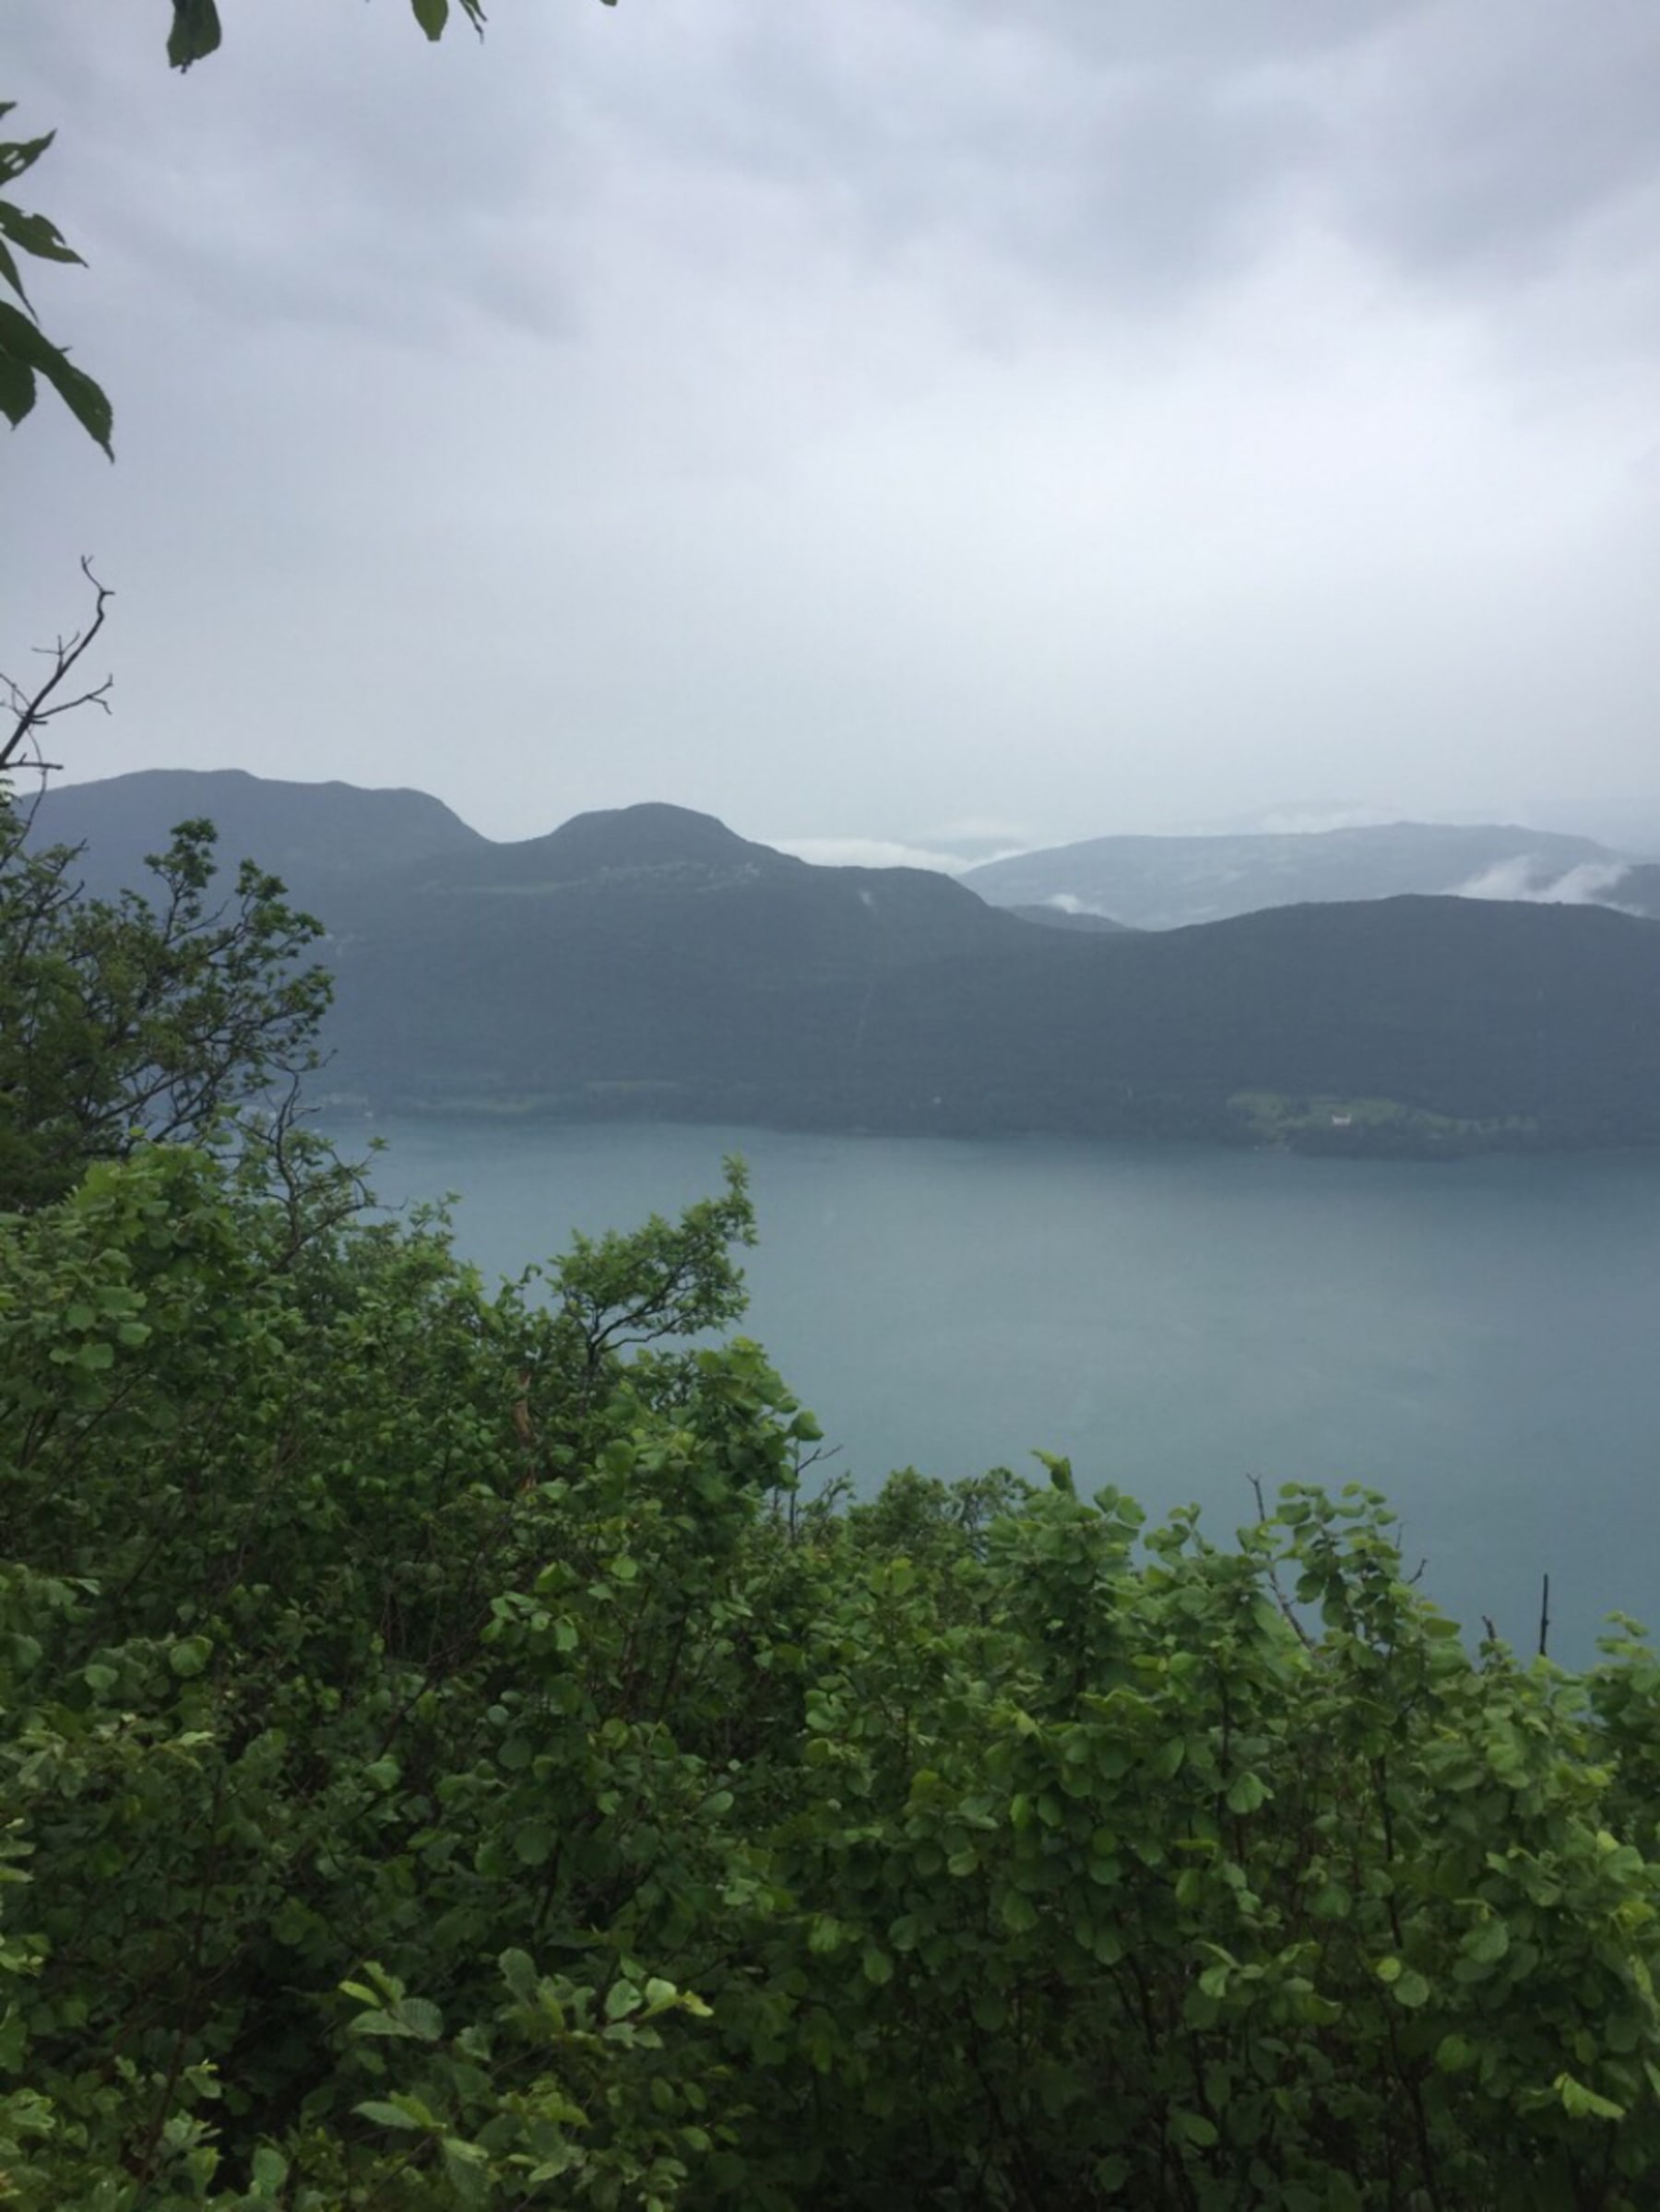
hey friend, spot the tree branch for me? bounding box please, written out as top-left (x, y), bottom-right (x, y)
top-left (0, 556), bottom-right (113, 775)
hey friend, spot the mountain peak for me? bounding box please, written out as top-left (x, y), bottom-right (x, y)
top-left (523, 802), bottom-right (783, 881)
top-left (550, 801), bottom-right (756, 856)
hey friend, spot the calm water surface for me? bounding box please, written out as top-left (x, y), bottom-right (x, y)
top-left (359, 1118), bottom-right (1660, 1667)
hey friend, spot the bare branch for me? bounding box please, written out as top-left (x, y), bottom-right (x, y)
top-left (0, 557), bottom-right (114, 775)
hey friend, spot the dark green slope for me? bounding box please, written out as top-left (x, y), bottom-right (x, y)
top-left (28, 775), bottom-right (1660, 1150)
top-left (317, 805), bottom-right (1660, 1149)
top-left (27, 769), bottom-right (484, 910)
top-left (321, 803), bottom-right (1040, 1116)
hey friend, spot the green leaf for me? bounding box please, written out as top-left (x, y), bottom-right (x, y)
top-left (412, 0), bottom-right (451, 36)
top-left (1556, 2073), bottom-right (1625, 2123)
top-left (0, 201), bottom-right (83, 269)
top-left (250, 2147), bottom-right (289, 2192)
top-left (0, 340), bottom-right (33, 426)
top-left (168, 0), bottom-right (224, 70)
top-left (1462, 1918), bottom-right (1510, 1966)
top-left (0, 133), bottom-right (56, 190)
top-left (605, 1979), bottom-right (641, 2021)
top-left (1392, 1970), bottom-right (1431, 2009)
top-left (1225, 1771), bottom-right (1269, 1816)
top-left (169, 1635), bottom-right (212, 1678)
top-left (355, 2099), bottom-right (429, 2133)
top-left (1038, 1452), bottom-right (1074, 1495)
top-left (514, 1824), bottom-right (554, 1868)
top-left (0, 298), bottom-right (112, 454)
top-left (398, 1997), bottom-right (445, 2041)
top-left (499, 1948), bottom-right (539, 2002)
top-left (0, 235), bottom-right (30, 311)
top-left (442, 2138), bottom-right (490, 2205)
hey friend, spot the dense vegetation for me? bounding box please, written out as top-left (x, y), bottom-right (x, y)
top-left (6, 796), bottom-right (1660, 2209)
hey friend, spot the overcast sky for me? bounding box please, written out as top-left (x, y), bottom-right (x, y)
top-left (6, 0), bottom-right (1660, 857)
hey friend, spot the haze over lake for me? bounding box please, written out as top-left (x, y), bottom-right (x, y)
top-left (362, 1118), bottom-right (1660, 1669)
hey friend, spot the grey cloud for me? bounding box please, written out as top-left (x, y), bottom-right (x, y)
top-left (573, 0), bottom-right (1658, 325)
top-left (1326, 2), bottom-right (1660, 282)
top-left (921, 0), bottom-right (1421, 73)
top-left (601, 4), bottom-right (1331, 308)
top-left (5, 0), bottom-right (1658, 854)
top-left (30, 0), bottom-right (1652, 368)
top-left (9, 8), bottom-right (597, 344)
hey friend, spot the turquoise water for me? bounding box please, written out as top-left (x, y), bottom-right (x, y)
top-left (356, 1118), bottom-right (1660, 1667)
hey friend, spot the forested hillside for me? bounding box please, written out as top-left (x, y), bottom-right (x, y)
top-left (31, 769), bottom-right (485, 911)
top-left (7, 790), bottom-right (1660, 2211)
top-left (33, 777), bottom-right (1660, 1155)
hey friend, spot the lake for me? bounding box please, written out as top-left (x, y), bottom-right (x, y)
top-left (355, 1117), bottom-right (1660, 1669)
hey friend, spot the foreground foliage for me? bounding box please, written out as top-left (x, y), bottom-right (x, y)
top-left (5, 1146), bottom-right (1660, 2208)
top-left (0, 798), bottom-right (328, 1210)
top-left (4, 807), bottom-right (1660, 2209)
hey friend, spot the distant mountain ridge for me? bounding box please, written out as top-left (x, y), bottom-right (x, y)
top-left (964, 822), bottom-right (1639, 930)
top-left (27, 773), bottom-right (1660, 1156)
top-left (27, 769), bottom-right (484, 910)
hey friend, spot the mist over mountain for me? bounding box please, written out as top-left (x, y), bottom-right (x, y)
top-left (964, 822), bottom-right (1638, 931)
top-left (1004, 905), bottom-right (1138, 935)
top-left (31, 774), bottom-right (1660, 1156)
top-left (1608, 865), bottom-right (1660, 922)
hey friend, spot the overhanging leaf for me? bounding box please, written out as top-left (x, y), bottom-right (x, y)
top-left (0, 235), bottom-right (30, 312)
top-left (412, 0), bottom-right (451, 38)
top-left (168, 0), bottom-right (224, 71)
top-left (0, 133), bottom-right (56, 190)
top-left (0, 299), bottom-right (113, 455)
top-left (0, 201), bottom-right (85, 267)
top-left (0, 324), bottom-right (39, 428)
